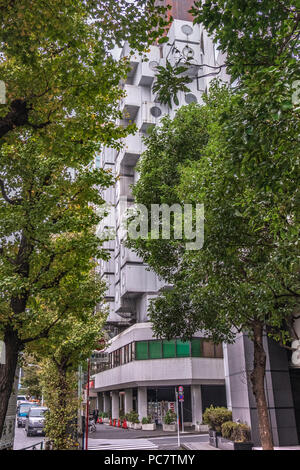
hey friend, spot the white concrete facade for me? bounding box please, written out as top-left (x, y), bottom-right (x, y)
top-left (93, 17), bottom-right (229, 426)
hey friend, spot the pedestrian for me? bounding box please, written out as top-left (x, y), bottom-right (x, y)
top-left (93, 408), bottom-right (99, 424)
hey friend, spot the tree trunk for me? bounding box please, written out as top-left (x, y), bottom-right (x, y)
top-left (0, 328), bottom-right (21, 439)
top-left (250, 322), bottom-right (274, 450)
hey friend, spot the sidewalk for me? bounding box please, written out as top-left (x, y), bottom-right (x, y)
top-left (182, 442), bottom-right (220, 451)
top-left (90, 423), bottom-right (207, 440)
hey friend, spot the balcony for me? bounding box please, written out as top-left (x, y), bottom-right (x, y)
top-left (120, 264), bottom-right (158, 296)
top-left (120, 85), bottom-right (141, 121)
top-left (136, 101), bottom-right (166, 132)
top-left (116, 133), bottom-right (145, 172)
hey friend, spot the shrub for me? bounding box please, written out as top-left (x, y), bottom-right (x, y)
top-left (202, 406), bottom-right (232, 432)
top-left (126, 410), bottom-right (139, 424)
top-left (101, 411), bottom-right (109, 418)
top-left (141, 416), bottom-right (152, 424)
top-left (221, 421), bottom-right (251, 443)
top-left (164, 410), bottom-right (177, 425)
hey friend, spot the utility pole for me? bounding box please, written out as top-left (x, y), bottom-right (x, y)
top-left (175, 388), bottom-right (180, 448)
top-left (85, 358), bottom-right (90, 451)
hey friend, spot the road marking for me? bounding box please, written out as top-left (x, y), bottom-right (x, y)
top-left (88, 438), bottom-right (158, 451)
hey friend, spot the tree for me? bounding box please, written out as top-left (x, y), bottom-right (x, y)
top-left (127, 81), bottom-right (299, 449)
top-left (20, 354), bottom-right (43, 400)
top-left (28, 272), bottom-right (107, 450)
top-left (0, 0), bottom-right (169, 438)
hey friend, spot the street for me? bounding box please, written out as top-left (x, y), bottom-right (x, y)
top-left (13, 422), bottom-right (44, 450)
top-left (87, 423), bottom-right (209, 450)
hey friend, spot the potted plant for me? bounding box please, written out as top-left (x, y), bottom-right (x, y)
top-left (218, 421), bottom-right (253, 450)
top-left (203, 406), bottom-right (232, 448)
top-left (141, 416), bottom-right (156, 431)
top-left (162, 410), bottom-right (177, 432)
top-left (102, 411), bottom-right (109, 424)
top-left (128, 410), bottom-right (141, 430)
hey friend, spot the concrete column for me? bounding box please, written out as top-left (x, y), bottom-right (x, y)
top-left (125, 389), bottom-right (133, 415)
top-left (138, 387), bottom-right (148, 421)
top-left (111, 391), bottom-right (120, 420)
top-left (191, 385), bottom-right (203, 425)
top-left (103, 392), bottom-right (110, 415)
top-left (97, 392), bottom-right (103, 413)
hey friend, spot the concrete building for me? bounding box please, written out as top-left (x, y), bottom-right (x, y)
top-left (92, 1), bottom-right (300, 445)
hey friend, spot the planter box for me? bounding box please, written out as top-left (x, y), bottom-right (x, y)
top-left (162, 423), bottom-right (176, 432)
top-left (209, 430), bottom-right (221, 448)
top-left (217, 436), bottom-right (253, 451)
top-left (103, 418), bottom-right (109, 424)
top-left (133, 423), bottom-right (142, 430)
top-left (195, 424), bottom-right (209, 432)
top-left (142, 423), bottom-right (156, 431)
top-left (127, 421), bottom-right (132, 429)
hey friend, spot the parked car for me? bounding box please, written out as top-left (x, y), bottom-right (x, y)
top-left (17, 395), bottom-right (28, 407)
top-left (16, 402), bottom-right (38, 428)
top-left (25, 407), bottom-right (48, 436)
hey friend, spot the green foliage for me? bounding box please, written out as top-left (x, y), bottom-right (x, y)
top-left (163, 410), bottom-right (177, 425)
top-left (40, 360), bottom-right (79, 450)
top-left (141, 416), bottom-right (153, 424)
top-left (203, 406), bottom-right (232, 433)
top-left (20, 355), bottom-right (42, 400)
top-left (221, 421), bottom-right (251, 443)
top-left (152, 60), bottom-right (193, 108)
top-left (126, 410), bottom-right (139, 424)
top-left (191, 1), bottom-right (299, 79)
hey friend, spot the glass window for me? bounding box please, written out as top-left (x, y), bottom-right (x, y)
top-left (149, 341), bottom-right (162, 359)
top-left (202, 340), bottom-right (215, 358)
top-left (176, 340), bottom-right (190, 357)
top-left (191, 338), bottom-right (202, 357)
top-left (162, 340), bottom-right (176, 358)
top-left (136, 341), bottom-right (148, 360)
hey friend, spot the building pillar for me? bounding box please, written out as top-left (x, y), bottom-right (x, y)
top-left (191, 385), bottom-right (203, 426)
top-left (125, 389), bottom-right (133, 415)
top-left (97, 392), bottom-right (103, 413)
top-left (111, 391), bottom-right (120, 420)
top-left (137, 387), bottom-right (148, 421)
top-left (103, 392), bottom-right (110, 415)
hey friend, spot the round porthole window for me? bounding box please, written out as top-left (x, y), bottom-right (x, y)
top-left (183, 46), bottom-right (195, 59)
top-left (150, 106), bottom-right (162, 118)
top-left (185, 93), bottom-right (198, 104)
top-left (181, 24), bottom-right (193, 36)
top-left (149, 60), bottom-right (159, 71)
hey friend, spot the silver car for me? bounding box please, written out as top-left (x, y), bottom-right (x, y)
top-left (25, 407), bottom-right (48, 437)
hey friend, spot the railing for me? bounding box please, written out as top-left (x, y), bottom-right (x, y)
top-left (19, 440), bottom-right (44, 450)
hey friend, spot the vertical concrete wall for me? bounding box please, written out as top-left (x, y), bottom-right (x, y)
top-left (191, 385), bottom-right (203, 425)
top-left (137, 387), bottom-right (148, 421)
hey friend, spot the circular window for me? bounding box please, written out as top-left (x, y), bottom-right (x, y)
top-left (181, 25), bottom-right (193, 36)
top-left (149, 60), bottom-right (159, 71)
top-left (183, 46), bottom-right (195, 59)
top-left (150, 106), bottom-right (162, 118)
top-left (185, 93), bottom-right (198, 104)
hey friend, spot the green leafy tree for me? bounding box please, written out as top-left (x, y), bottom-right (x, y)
top-left (20, 354), bottom-right (43, 400)
top-left (30, 276), bottom-right (107, 450)
top-left (0, 0), bottom-right (169, 438)
top-left (127, 81), bottom-right (299, 450)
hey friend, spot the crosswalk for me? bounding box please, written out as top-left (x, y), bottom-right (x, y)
top-left (88, 438), bottom-right (158, 451)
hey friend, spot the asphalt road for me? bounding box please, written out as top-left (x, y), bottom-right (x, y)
top-left (13, 422), bottom-right (45, 450)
